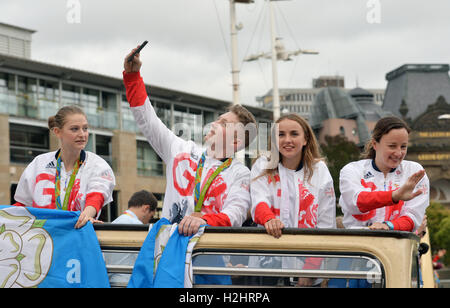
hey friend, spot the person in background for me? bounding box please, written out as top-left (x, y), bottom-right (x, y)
top-left (13, 106), bottom-right (115, 229)
top-left (108, 190), bottom-right (157, 286)
top-left (113, 190), bottom-right (157, 224)
top-left (339, 116), bottom-right (429, 232)
top-left (433, 249), bottom-right (447, 270)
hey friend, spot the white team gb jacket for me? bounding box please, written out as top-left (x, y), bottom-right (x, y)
top-left (339, 159), bottom-right (429, 231)
top-left (124, 71), bottom-right (250, 227)
top-left (14, 150), bottom-right (115, 216)
top-left (251, 156), bottom-right (336, 229)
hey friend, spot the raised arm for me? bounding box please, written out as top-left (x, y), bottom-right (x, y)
top-left (122, 47), bottom-right (187, 163)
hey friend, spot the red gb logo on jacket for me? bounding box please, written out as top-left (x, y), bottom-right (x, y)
top-left (201, 169), bottom-right (227, 214)
top-left (173, 153), bottom-right (197, 197)
top-left (32, 173), bottom-right (82, 211)
top-left (32, 173), bottom-right (56, 209)
top-left (172, 153), bottom-right (228, 213)
top-left (297, 182), bottom-right (318, 228)
top-left (353, 179), bottom-right (377, 221)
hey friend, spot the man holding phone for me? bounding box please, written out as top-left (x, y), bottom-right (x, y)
top-left (123, 45), bottom-right (256, 236)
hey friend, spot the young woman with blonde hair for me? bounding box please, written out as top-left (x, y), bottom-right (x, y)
top-left (251, 113), bottom-right (336, 236)
top-left (250, 113), bottom-right (336, 286)
top-left (14, 106), bottom-right (115, 229)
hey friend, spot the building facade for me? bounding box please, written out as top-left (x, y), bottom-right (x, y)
top-left (0, 23), bottom-right (35, 59)
top-left (383, 63), bottom-right (450, 207)
top-left (407, 96), bottom-right (450, 206)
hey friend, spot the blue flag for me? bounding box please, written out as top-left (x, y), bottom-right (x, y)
top-left (128, 218), bottom-right (206, 288)
top-left (128, 218), bottom-right (172, 288)
top-left (0, 206), bottom-right (110, 288)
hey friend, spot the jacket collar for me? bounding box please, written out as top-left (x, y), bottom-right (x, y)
top-left (54, 149), bottom-right (86, 163)
top-left (371, 159), bottom-right (396, 173)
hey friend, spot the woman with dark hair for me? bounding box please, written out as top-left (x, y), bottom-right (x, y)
top-left (339, 116), bottom-right (429, 231)
top-left (13, 106), bottom-right (115, 229)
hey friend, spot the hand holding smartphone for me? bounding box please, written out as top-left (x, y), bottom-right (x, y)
top-left (127, 41), bottom-right (148, 63)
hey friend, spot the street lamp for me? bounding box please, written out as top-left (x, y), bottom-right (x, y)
top-left (228, 0), bottom-right (254, 165)
top-left (229, 0), bottom-right (254, 105)
top-left (244, 0), bottom-right (319, 120)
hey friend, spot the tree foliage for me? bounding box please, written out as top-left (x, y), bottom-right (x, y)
top-left (427, 201), bottom-right (450, 265)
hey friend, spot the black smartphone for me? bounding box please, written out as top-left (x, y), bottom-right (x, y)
top-left (127, 41), bottom-right (149, 62)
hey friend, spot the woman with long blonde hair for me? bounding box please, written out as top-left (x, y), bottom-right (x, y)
top-left (251, 113), bottom-right (336, 234)
top-left (14, 106), bottom-right (115, 229)
top-left (250, 113), bottom-right (336, 286)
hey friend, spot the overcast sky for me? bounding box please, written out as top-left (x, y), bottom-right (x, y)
top-left (1, 0), bottom-right (449, 106)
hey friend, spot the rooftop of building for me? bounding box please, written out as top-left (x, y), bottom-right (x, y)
top-left (348, 87), bottom-right (374, 98)
top-left (383, 63), bottom-right (450, 122)
top-left (0, 22), bottom-right (36, 34)
top-left (310, 86), bottom-right (391, 145)
top-left (386, 64), bottom-right (450, 81)
top-left (310, 87), bottom-right (360, 128)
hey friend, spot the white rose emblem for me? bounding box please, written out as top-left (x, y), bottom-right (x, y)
top-left (0, 207), bottom-right (53, 288)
